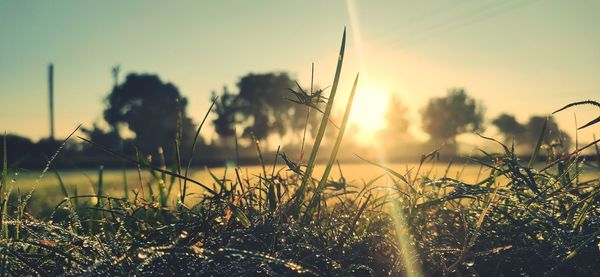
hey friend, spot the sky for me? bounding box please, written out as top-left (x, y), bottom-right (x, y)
top-left (1, 0), bottom-right (599, 145)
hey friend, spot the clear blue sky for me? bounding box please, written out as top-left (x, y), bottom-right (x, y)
top-left (1, 0), bottom-right (599, 143)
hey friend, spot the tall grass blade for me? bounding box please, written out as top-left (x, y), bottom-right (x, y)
top-left (96, 165), bottom-right (104, 208)
top-left (572, 189), bottom-right (598, 232)
top-left (267, 146), bottom-right (280, 212)
top-left (578, 116), bottom-right (600, 130)
top-left (53, 168), bottom-right (69, 198)
top-left (234, 127), bottom-right (240, 168)
top-left (182, 98), bottom-right (217, 203)
top-left (594, 134), bottom-right (600, 168)
top-left (552, 99), bottom-right (600, 114)
top-left (355, 154), bottom-right (415, 192)
top-left (305, 73), bottom-right (358, 220)
top-left (207, 166), bottom-right (227, 193)
top-left (175, 97), bottom-right (184, 202)
top-left (553, 100), bottom-right (600, 129)
top-left (528, 118), bottom-right (547, 168)
top-left (251, 134), bottom-right (268, 213)
top-left (292, 28), bottom-right (346, 216)
top-left (22, 124), bottom-right (81, 209)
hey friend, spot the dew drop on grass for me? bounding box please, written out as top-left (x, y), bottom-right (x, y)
top-left (179, 230), bottom-right (188, 239)
top-left (464, 259), bottom-right (475, 267)
top-left (536, 232), bottom-right (545, 241)
top-left (138, 251), bottom-right (149, 259)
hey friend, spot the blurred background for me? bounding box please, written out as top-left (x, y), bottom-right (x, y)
top-left (1, 0), bottom-right (599, 169)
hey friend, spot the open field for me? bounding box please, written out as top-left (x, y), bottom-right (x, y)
top-left (14, 162), bottom-right (600, 216)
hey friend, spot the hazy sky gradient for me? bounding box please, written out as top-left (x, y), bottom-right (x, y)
top-left (1, 0), bottom-right (598, 144)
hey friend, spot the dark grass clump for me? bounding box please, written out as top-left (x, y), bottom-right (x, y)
top-left (0, 194), bottom-right (401, 275)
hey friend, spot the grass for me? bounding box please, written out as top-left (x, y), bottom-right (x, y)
top-left (1, 30), bottom-right (599, 276)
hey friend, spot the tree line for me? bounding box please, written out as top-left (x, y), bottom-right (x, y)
top-left (1, 70), bottom-right (573, 168)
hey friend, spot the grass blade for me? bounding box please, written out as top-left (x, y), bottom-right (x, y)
top-left (22, 124), bottom-right (81, 209)
top-left (355, 154), bottom-right (415, 192)
top-left (53, 168), bottom-right (69, 198)
top-left (291, 28), bottom-right (346, 216)
top-left (528, 118), bottom-right (547, 168)
top-left (182, 97), bottom-right (217, 203)
top-left (305, 73), bottom-right (358, 221)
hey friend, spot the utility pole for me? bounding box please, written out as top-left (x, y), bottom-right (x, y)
top-left (48, 63), bottom-right (55, 140)
top-left (112, 65), bottom-right (120, 87)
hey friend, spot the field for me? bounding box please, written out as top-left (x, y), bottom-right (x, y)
top-left (14, 162), bottom-right (600, 217)
top-left (11, 163), bottom-right (482, 215)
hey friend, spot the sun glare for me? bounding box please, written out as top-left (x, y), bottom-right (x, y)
top-left (349, 84), bottom-right (389, 143)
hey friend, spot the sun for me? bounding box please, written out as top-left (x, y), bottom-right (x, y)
top-left (348, 84), bottom-right (389, 144)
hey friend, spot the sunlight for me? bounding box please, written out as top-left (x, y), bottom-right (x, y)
top-left (349, 84), bottom-right (389, 143)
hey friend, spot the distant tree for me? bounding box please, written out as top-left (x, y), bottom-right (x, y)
top-left (212, 87), bottom-right (238, 138)
top-left (0, 134), bottom-right (35, 165)
top-left (493, 114), bottom-right (571, 151)
top-left (103, 73), bottom-right (198, 155)
top-left (81, 123), bottom-right (124, 152)
top-left (212, 72), bottom-right (321, 142)
top-left (421, 88), bottom-right (484, 144)
top-left (380, 94), bottom-right (411, 143)
top-left (523, 116), bottom-right (571, 150)
top-left (492, 113), bottom-right (526, 143)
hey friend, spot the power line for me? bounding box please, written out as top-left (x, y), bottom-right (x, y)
top-left (392, 0), bottom-right (540, 48)
top-left (382, 0), bottom-right (476, 35)
top-left (365, 0), bottom-right (522, 48)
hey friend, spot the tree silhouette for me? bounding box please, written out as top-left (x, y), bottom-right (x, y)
top-left (523, 116), bottom-right (571, 150)
top-left (0, 134), bottom-right (34, 166)
top-left (212, 72), bottom-right (321, 142)
top-left (493, 114), bottom-right (571, 151)
top-left (212, 87), bottom-right (238, 138)
top-left (421, 88), bottom-right (484, 144)
top-left (492, 113), bottom-right (526, 143)
top-left (103, 73), bottom-right (198, 155)
top-left (380, 94), bottom-right (411, 144)
top-left (81, 123), bottom-right (123, 153)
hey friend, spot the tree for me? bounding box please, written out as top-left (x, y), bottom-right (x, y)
top-left (81, 123), bottom-right (125, 153)
top-left (492, 114), bottom-right (571, 151)
top-left (103, 73), bottom-right (198, 155)
top-left (380, 94), bottom-right (411, 144)
top-left (212, 72), bottom-right (321, 142)
top-left (421, 88), bottom-right (484, 144)
top-left (212, 87), bottom-right (238, 138)
top-left (523, 116), bottom-right (571, 150)
top-left (0, 134), bottom-right (34, 165)
top-left (492, 113), bottom-right (526, 143)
